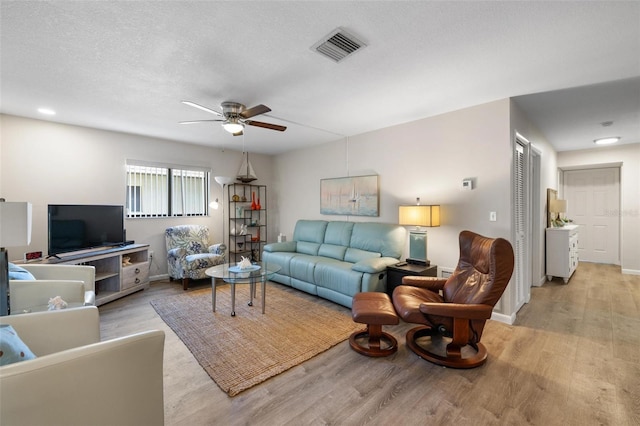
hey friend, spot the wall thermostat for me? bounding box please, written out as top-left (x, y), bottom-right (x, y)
top-left (462, 179), bottom-right (473, 190)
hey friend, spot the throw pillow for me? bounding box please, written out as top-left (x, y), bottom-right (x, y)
top-left (0, 324), bottom-right (37, 366)
top-left (8, 263), bottom-right (36, 280)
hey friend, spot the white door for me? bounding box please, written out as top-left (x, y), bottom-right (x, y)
top-left (564, 168), bottom-right (620, 264)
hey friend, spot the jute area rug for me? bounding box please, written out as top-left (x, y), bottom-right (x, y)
top-left (150, 283), bottom-right (361, 396)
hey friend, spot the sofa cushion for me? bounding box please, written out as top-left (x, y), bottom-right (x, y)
top-left (296, 241), bottom-right (321, 256)
top-left (344, 247), bottom-right (380, 263)
top-left (0, 324), bottom-right (37, 365)
top-left (290, 255), bottom-right (335, 283)
top-left (293, 220), bottom-right (328, 244)
top-left (350, 222), bottom-right (406, 258)
top-left (8, 263), bottom-right (35, 281)
top-left (314, 262), bottom-right (363, 297)
top-left (318, 244), bottom-right (347, 261)
top-left (323, 221), bottom-right (354, 246)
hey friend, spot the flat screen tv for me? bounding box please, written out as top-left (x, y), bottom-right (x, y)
top-left (48, 204), bottom-right (125, 256)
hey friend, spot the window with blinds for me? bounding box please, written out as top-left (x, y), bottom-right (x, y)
top-left (126, 161), bottom-right (210, 218)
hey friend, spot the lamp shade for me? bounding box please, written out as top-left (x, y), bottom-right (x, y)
top-left (550, 199), bottom-right (567, 213)
top-left (222, 121), bottom-right (244, 134)
top-left (214, 176), bottom-right (234, 188)
top-left (399, 205), bottom-right (440, 227)
top-left (0, 202), bottom-right (32, 247)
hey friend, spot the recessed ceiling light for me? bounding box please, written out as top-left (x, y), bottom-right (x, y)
top-left (37, 107), bottom-right (56, 115)
top-left (594, 137), bottom-right (620, 145)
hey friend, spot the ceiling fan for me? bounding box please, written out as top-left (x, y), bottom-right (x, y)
top-left (180, 100), bottom-right (287, 136)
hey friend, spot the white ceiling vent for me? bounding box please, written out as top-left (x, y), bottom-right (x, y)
top-left (312, 28), bottom-right (366, 63)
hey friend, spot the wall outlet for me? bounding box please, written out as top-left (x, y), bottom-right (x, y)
top-left (489, 211), bottom-right (497, 222)
top-left (149, 250), bottom-right (154, 261)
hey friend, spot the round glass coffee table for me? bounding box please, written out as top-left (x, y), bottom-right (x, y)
top-left (205, 262), bottom-right (281, 316)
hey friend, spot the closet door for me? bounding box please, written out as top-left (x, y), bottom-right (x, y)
top-left (513, 139), bottom-right (530, 311)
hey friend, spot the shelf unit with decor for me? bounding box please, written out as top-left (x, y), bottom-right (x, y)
top-left (227, 183), bottom-right (267, 264)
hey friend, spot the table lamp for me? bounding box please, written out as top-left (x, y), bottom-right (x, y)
top-left (0, 200), bottom-right (32, 315)
top-left (398, 199), bottom-right (440, 266)
top-left (550, 198), bottom-right (567, 227)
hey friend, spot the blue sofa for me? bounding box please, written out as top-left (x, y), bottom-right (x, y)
top-left (262, 220), bottom-right (406, 308)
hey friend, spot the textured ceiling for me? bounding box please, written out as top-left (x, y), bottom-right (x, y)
top-left (1, 1), bottom-right (639, 154)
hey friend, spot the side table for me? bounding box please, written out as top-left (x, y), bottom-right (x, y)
top-left (386, 263), bottom-right (438, 297)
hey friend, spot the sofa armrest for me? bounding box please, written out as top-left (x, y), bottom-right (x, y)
top-left (0, 306), bottom-right (100, 356)
top-left (209, 243), bottom-right (226, 255)
top-left (20, 264), bottom-right (95, 292)
top-left (84, 290), bottom-right (96, 306)
top-left (419, 302), bottom-right (494, 320)
top-left (167, 247), bottom-right (186, 259)
top-left (402, 276), bottom-right (447, 291)
top-left (0, 329), bottom-right (165, 426)
top-left (263, 241), bottom-right (297, 253)
top-left (352, 257), bottom-right (399, 274)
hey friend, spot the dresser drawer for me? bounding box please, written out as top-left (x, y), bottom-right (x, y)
top-left (122, 263), bottom-right (149, 290)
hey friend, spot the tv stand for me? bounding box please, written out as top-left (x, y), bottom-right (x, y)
top-left (35, 244), bottom-right (149, 306)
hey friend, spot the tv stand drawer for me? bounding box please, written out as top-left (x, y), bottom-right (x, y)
top-left (122, 262), bottom-right (149, 290)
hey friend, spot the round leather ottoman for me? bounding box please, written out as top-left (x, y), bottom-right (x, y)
top-left (349, 292), bottom-right (399, 357)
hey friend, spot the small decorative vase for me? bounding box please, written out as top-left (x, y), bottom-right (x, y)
top-left (256, 197), bottom-right (261, 210)
top-left (251, 191), bottom-right (257, 210)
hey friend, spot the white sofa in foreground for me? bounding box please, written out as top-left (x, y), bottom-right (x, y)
top-left (0, 306), bottom-right (165, 426)
top-left (9, 264), bottom-right (96, 313)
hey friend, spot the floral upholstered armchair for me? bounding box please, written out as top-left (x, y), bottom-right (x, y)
top-left (165, 225), bottom-right (226, 290)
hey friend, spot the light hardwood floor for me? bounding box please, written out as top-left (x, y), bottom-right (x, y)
top-left (98, 262), bottom-right (640, 425)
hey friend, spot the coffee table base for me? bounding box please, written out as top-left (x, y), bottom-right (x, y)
top-left (211, 277), bottom-right (267, 316)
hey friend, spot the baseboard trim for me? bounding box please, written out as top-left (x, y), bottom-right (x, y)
top-left (621, 268), bottom-right (640, 276)
top-left (532, 275), bottom-right (547, 287)
top-left (491, 311), bottom-right (516, 325)
top-left (150, 274), bottom-right (169, 282)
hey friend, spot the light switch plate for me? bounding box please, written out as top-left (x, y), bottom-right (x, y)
top-left (489, 211), bottom-right (497, 222)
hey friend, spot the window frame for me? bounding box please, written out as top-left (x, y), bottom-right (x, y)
top-left (125, 160), bottom-right (211, 218)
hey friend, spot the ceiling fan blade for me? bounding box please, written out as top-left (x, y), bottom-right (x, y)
top-left (181, 101), bottom-right (223, 116)
top-left (240, 104), bottom-right (271, 119)
top-left (179, 119), bottom-right (224, 124)
top-left (245, 120), bottom-right (287, 132)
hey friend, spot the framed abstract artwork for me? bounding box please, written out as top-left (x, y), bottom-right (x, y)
top-left (320, 175), bottom-right (379, 216)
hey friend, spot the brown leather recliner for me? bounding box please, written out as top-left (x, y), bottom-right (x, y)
top-left (392, 230), bottom-right (514, 368)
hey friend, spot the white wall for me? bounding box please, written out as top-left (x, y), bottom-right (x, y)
top-left (557, 143), bottom-right (640, 274)
top-left (274, 99), bottom-right (554, 320)
top-left (275, 100), bottom-right (515, 262)
top-left (0, 114), bottom-right (275, 278)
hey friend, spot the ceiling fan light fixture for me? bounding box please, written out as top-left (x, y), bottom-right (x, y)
top-left (222, 120), bottom-right (244, 134)
top-left (594, 136), bottom-right (620, 145)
